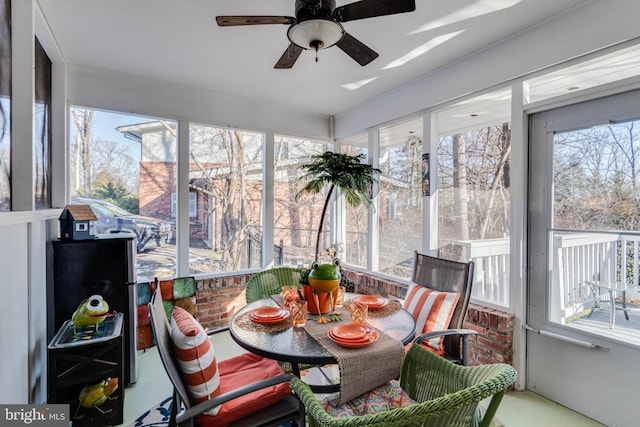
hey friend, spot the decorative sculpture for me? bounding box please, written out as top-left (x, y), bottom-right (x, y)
top-left (74, 377), bottom-right (119, 419)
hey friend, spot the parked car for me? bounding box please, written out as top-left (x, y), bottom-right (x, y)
top-left (71, 196), bottom-right (173, 253)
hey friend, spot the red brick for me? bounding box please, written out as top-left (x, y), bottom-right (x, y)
top-left (487, 330), bottom-right (513, 344)
top-left (477, 336), bottom-right (510, 353)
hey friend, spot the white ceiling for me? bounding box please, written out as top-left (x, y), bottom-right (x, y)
top-left (36, 0), bottom-right (589, 117)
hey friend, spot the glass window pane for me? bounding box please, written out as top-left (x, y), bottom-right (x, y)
top-left (34, 37), bottom-right (51, 209)
top-left (340, 135), bottom-right (368, 268)
top-left (377, 117), bottom-right (423, 277)
top-left (188, 124), bottom-right (264, 273)
top-left (0, 0), bottom-right (10, 211)
top-left (273, 135), bottom-right (328, 267)
top-left (436, 89), bottom-right (511, 307)
top-left (526, 43), bottom-right (640, 105)
top-left (69, 107), bottom-right (177, 282)
top-left (553, 119), bottom-right (640, 231)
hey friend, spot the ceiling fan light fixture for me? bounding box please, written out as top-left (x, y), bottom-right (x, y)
top-left (287, 19), bottom-right (344, 50)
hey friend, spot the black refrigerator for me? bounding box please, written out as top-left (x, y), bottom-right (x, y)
top-left (50, 236), bottom-right (138, 386)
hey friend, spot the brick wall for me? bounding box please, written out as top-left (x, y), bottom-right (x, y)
top-left (333, 268), bottom-right (514, 366)
top-left (184, 268), bottom-right (514, 366)
top-left (465, 305), bottom-right (514, 365)
top-left (195, 275), bottom-right (252, 329)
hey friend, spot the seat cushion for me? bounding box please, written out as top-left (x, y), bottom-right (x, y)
top-left (320, 380), bottom-right (417, 418)
top-left (195, 353), bottom-right (292, 427)
top-left (170, 307), bottom-right (222, 415)
top-left (170, 307), bottom-right (291, 427)
top-left (403, 283), bottom-right (460, 353)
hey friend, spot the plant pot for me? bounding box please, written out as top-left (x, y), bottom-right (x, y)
top-left (302, 284), bottom-right (332, 315)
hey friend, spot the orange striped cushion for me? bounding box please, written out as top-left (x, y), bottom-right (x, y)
top-left (403, 283), bottom-right (460, 354)
top-left (170, 307), bottom-right (221, 415)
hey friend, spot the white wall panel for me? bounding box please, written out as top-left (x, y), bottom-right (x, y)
top-left (0, 223), bottom-right (30, 403)
top-left (28, 220), bottom-right (53, 404)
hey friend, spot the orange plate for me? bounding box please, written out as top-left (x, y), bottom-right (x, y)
top-left (249, 312), bottom-right (288, 321)
top-left (330, 324), bottom-right (368, 340)
top-left (329, 329), bottom-right (377, 344)
top-left (250, 307), bottom-right (288, 319)
top-left (328, 331), bottom-right (378, 348)
top-left (250, 312), bottom-right (290, 325)
top-left (353, 295), bottom-right (389, 309)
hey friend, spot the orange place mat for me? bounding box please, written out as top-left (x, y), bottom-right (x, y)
top-left (233, 310), bottom-right (292, 333)
top-left (344, 299), bottom-right (401, 318)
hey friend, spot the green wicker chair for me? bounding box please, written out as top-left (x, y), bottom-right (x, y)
top-left (291, 342), bottom-right (517, 427)
top-left (245, 266), bottom-right (319, 375)
top-left (245, 267), bottom-right (304, 303)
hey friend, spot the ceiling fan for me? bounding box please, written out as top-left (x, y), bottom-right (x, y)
top-left (216, 0), bottom-right (416, 69)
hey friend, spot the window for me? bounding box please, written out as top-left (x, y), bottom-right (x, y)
top-left (34, 37), bottom-right (52, 209)
top-left (69, 106), bottom-right (177, 282)
top-left (525, 43), bottom-right (640, 105)
top-left (340, 136), bottom-right (368, 268)
top-left (188, 123), bottom-right (264, 273)
top-left (171, 192), bottom-right (197, 217)
top-left (273, 135), bottom-right (328, 267)
top-left (436, 88), bottom-right (511, 307)
top-left (554, 119), bottom-right (640, 231)
top-left (377, 117), bottom-right (424, 277)
top-left (0, 0), bottom-right (10, 211)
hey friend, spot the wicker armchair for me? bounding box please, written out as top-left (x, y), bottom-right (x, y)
top-left (245, 267), bottom-right (304, 303)
top-left (291, 342), bottom-right (516, 427)
top-left (245, 266), bottom-right (319, 376)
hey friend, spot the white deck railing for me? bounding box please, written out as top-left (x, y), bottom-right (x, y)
top-left (441, 238), bottom-right (511, 309)
top-left (441, 230), bottom-right (640, 317)
top-left (550, 229), bottom-right (640, 323)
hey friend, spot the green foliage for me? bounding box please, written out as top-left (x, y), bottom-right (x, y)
top-left (296, 151), bottom-right (379, 211)
top-left (296, 151), bottom-right (381, 260)
top-left (90, 181), bottom-right (139, 213)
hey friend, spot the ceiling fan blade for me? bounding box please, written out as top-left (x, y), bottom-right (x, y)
top-left (336, 32), bottom-right (378, 66)
top-left (274, 43), bottom-right (304, 69)
top-left (334, 0), bottom-right (416, 23)
top-left (216, 16), bottom-right (295, 26)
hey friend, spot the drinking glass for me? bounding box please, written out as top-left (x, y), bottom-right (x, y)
top-left (289, 300), bottom-right (307, 327)
top-left (349, 300), bottom-right (368, 325)
top-left (281, 286), bottom-right (298, 306)
top-left (335, 286), bottom-right (346, 308)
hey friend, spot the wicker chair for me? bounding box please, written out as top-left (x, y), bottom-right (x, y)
top-left (245, 267), bottom-right (304, 303)
top-left (410, 251), bottom-right (477, 365)
top-left (291, 342), bottom-right (517, 427)
top-left (245, 266), bottom-right (322, 376)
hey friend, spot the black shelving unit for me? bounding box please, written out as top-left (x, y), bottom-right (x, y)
top-left (50, 237), bottom-right (138, 385)
top-left (47, 313), bottom-right (125, 427)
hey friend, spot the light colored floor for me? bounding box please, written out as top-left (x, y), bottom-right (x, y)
top-left (120, 332), bottom-right (604, 427)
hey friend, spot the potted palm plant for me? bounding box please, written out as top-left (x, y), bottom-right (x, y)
top-left (296, 151), bottom-right (380, 262)
top-left (296, 151), bottom-right (380, 320)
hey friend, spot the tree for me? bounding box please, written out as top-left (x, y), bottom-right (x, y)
top-left (189, 126), bottom-right (263, 270)
top-left (296, 151), bottom-right (381, 261)
top-left (438, 123), bottom-right (512, 244)
top-left (72, 110), bottom-right (94, 195)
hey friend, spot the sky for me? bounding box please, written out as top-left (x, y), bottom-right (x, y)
top-left (71, 107), bottom-right (153, 162)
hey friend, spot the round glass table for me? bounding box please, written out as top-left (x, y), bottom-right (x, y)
top-left (228, 294), bottom-right (416, 392)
